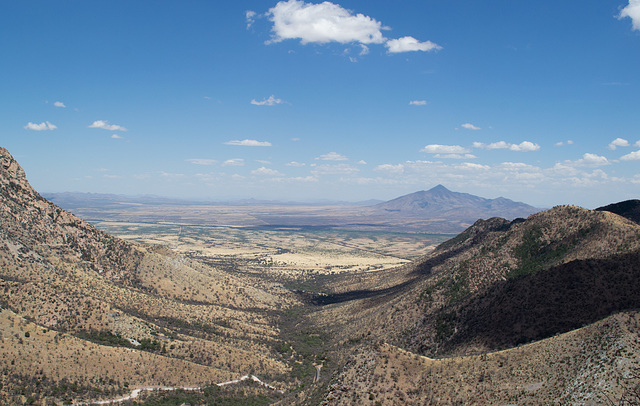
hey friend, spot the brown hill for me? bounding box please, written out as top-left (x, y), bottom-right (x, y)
top-left (296, 204), bottom-right (640, 404)
top-left (0, 147), bottom-right (296, 404)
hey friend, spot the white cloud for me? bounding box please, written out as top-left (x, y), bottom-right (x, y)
top-left (111, 134), bottom-right (124, 139)
top-left (476, 141), bottom-right (540, 152)
top-left (568, 153), bottom-right (611, 167)
top-left (88, 120), bottom-right (128, 131)
top-left (53, 101), bottom-right (66, 108)
top-left (266, 0), bottom-right (387, 45)
top-left (223, 158), bottom-right (245, 166)
top-left (375, 163), bottom-right (405, 174)
top-left (24, 121), bottom-right (57, 131)
top-left (608, 137), bottom-right (630, 150)
top-left (246, 10), bottom-right (257, 28)
top-left (386, 36), bottom-right (442, 53)
top-left (286, 161), bottom-right (306, 167)
top-left (420, 144), bottom-right (470, 154)
top-left (311, 163), bottom-right (359, 175)
top-left (317, 152), bottom-right (348, 161)
top-left (409, 100), bottom-right (427, 106)
top-left (357, 160), bottom-right (367, 165)
top-left (187, 158), bottom-right (217, 166)
top-left (461, 123), bottom-right (481, 130)
top-left (509, 141), bottom-right (540, 152)
top-left (434, 153), bottom-right (478, 159)
top-left (252, 167), bottom-right (284, 176)
top-left (265, 0), bottom-right (440, 55)
top-left (619, 0), bottom-right (640, 31)
top-left (620, 150), bottom-right (640, 161)
top-left (224, 139), bottom-right (272, 147)
top-left (485, 141), bottom-right (509, 150)
top-left (636, 140), bottom-right (640, 147)
top-left (555, 140), bottom-right (575, 147)
top-left (251, 95), bottom-right (285, 106)
top-left (159, 171), bottom-right (186, 181)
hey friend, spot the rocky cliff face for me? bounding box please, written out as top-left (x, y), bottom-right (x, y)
top-left (0, 147), bottom-right (143, 282)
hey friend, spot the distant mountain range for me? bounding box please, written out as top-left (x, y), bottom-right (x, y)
top-left (44, 185), bottom-right (542, 234)
top-left (42, 192), bottom-right (383, 208)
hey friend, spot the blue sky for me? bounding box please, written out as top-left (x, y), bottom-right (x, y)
top-left (2, 0), bottom-right (639, 208)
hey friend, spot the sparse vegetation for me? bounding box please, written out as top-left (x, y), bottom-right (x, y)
top-left (3, 147), bottom-right (640, 405)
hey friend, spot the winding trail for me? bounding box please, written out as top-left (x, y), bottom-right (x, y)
top-left (72, 374), bottom-right (284, 405)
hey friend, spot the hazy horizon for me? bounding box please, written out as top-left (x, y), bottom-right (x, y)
top-left (3, 1), bottom-right (639, 209)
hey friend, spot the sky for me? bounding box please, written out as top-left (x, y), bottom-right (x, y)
top-left (1, 0), bottom-right (639, 208)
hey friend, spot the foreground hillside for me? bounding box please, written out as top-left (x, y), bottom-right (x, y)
top-left (0, 147), bottom-right (299, 404)
top-left (292, 204), bottom-right (640, 404)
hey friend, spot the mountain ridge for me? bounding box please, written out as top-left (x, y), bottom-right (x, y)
top-left (373, 184), bottom-right (543, 221)
top-left (0, 147), bottom-right (296, 404)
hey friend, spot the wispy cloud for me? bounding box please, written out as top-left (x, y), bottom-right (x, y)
top-left (421, 144), bottom-right (470, 154)
top-left (375, 163), bottom-right (405, 174)
top-left (251, 95), bottom-right (286, 106)
top-left (286, 161), bottom-right (306, 167)
top-left (246, 10), bottom-right (257, 29)
top-left (461, 123), bottom-right (481, 130)
top-left (311, 163), bottom-right (359, 175)
top-left (111, 134), bottom-right (124, 139)
top-left (88, 120), bottom-right (128, 131)
top-left (619, 0), bottom-right (640, 31)
top-left (555, 140), bottom-right (574, 147)
top-left (24, 121), bottom-right (57, 131)
top-left (252, 167), bottom-right (284, 176)
top-left (224, 139), bottom-right (272, 147)
top-left (316, 151), bottom-right (348, 161)
top-left (53, 101), bottom-right (66, 108)
top-left (187, 158), bottom-right (217, 166)
top-left (409, 100), bottom-right (427, 106)
top-left (223, 158), bottom-right (245, 166)
top-left (434, 154), bottom-right (477, 159)
top-left (474, 141), bottom-right (540, 152)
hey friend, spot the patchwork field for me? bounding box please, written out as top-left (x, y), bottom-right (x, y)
top-left (91, 221), bottom-right (453, 283)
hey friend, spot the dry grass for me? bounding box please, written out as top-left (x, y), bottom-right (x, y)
top-left (321, 311), bottom-right (640, 405)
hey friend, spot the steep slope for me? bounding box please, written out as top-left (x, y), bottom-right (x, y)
top-left (0, 147), bottom-right (296, 404)
top-left (297, 204), bottom-right (640, 405)
top-left (597, 199), bottom-right (640, 225)
top-left (373, 184), bottom-right (542, 221)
